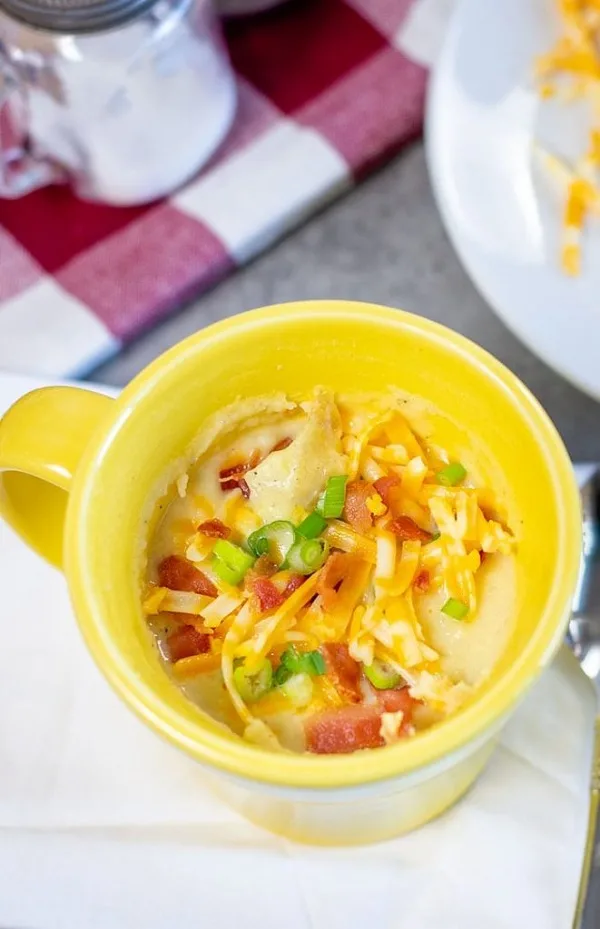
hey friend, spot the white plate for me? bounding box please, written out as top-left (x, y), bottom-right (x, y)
top-left (426, 0), bottom-right (600, 400)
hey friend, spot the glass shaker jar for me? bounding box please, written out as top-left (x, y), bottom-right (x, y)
top-left (0, 0), bottom-right (237, 205)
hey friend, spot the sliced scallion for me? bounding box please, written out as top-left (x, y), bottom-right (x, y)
top-left (274, 662), bottom-right (293, 686)
top-left (212, 539), bottom-right (255, 586)
top-left (316, 475), bottom-right (348, 518)
top-left (304, 650), bottom-right (326, 675)
top-left (278, 646), bottom-right (326, 678)
top-left (278, 646), bottom-right (303, 674)
top-left (247, 520), bottom-right (296, 565)
top-left (363, 659), bottom-right (401, 690)
top-left (279, 672), bottom-right (314, 707)
top-left (247, 535), bottom-right (268, 556)
top-left (286, 538), bottom-right (329, 575)
top-left (233, 658), bottom-right (273, 703)
top-left (441, 597), bottom-right (469, 621)
top-left (436, 462), bottom-right (467, 487)
top-left (297, 510), bottom-right (327, 539)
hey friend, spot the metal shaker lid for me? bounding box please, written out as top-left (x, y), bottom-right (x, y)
top-left (0, 0), bottom-right (157, 32)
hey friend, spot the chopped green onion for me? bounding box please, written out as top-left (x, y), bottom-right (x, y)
top-left (274, 663), bottom-right (293, 686)
top-left (363, 659), bottom-right (402, 690)
top-left (278, 646), bottom-right (326, 677)
top-left (286, 538), bottom-right (329, 574)
top-left (247, 520), bottom-right (296, 565)
top-left (212, 558), bottom-right (239, 586)
top-left (279, 672), bottom-right (314, 707)
top-left (429, 532), bottom-right (441, 543)
top-left (297, 510), bottom-right (327, 539)
top-left (441, 597), bottom-right (469, 621)
top-left (436, 462), bottom-right (467, 487)
top-left (248, 535), bottom-right (269, 556)
top-left (233, 658), bottom-right (273, 703)
top-left (212, 539), bottom-right (255, 585)
top-left (305, 650), bottom-right (326, 675)
top-left (316, 475), bottom-right (348, 518)
top-left (278, 646), bottom-right (303, 674)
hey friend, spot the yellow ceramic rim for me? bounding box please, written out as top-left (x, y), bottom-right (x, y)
top-left (65, 302), bottom-right (581, 790)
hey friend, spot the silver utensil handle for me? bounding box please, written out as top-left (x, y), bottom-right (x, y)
top-left (575, 717), bottom-right (600, 928)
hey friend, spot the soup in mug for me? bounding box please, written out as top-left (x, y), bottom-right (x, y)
top-left (143, 388), bottom-right (516, 754)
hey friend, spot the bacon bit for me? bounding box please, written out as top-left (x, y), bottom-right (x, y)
top-left (317, 552), bottom-right (357, 612)
top-left (165, 611), bottom-right (211, 631)
top-left (219, 462), bottom-right (248, 480)
top-left (166, 625), bottom-right (211, 662)
top-left (220, 476), bottom-right (251, 497)
top-left (250, 555), bottom-right (278, 578)
top-left (219, 450), bottom-right (261, 481)
top-left (306, 682), bottom-right (419, 753)
top-left (322, 642), bottom-right (362, 703)
top-left (197, 518), bottom-right (230, 539)
top-left (251, 577), bottom-right (285, 612)
top-left (158, 555), bottom-right (218, 598)
top-left (375, 686), bottom-right (417, 721)
top-left (305, 705), bottom-right (386, 753)
top-left (413, 569), bottom-right (430, 592)
top-left (373, 475), bottom-right (401, 508)
top-left (250, 573), bottom-right (305, 612)
top-left (271, 436), bottom-right (293, 452)
top-left (219, 475), bottom-right (251, 497)
top-left (364, 684), bottom-right (418, 736)
top-left (220, 442), bottom-right (290, 495)
top-left (479, 550), bottom-right (488, 565)
top-left (243, 555), bottom-right (277, 595)
top-left (389, 516), bottom-right (432, 543)
top-left (283, 574), bottom-right (305, 598)
top-left (343, 480), bottom-right (375, 534)
top-left (219, 451), bottom-right (260, 496)
top-left (220, 478), bottom-right (240, 492)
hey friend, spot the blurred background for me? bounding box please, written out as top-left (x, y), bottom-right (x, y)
top-left (1, 0), bottom-right (599, 460)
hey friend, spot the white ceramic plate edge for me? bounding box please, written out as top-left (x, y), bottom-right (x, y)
top-left (424, 0), bottom-right (600, 403)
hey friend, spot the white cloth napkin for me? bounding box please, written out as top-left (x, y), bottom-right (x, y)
top-left (0, 373), bottom-right (596, 929)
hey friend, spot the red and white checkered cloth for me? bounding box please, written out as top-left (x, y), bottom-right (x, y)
top-left (0, 0), bottom-right (452, 377)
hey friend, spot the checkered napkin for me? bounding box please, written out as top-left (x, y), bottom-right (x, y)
top-left (0, 0), bottom-right (453, 378)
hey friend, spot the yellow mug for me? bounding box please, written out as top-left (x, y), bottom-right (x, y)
top-left (0, 301), bottom-right (581, 845)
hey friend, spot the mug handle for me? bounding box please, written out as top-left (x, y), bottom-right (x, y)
top-left (0, 387), bottom-right (114, 567)
top-left (0, 54), bottom-right (64, 198)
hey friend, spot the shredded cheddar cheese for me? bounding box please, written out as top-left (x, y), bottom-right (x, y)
top-left (535, 1), bottom-right (600, 273)
top-left (172, 652), bottom-right (221, 679)
top-left (144, 387), bottom-right (517, 747)
top-left (347, 411), bottom-right (394, 479)
top-left (366, 493), bottom-right (387, 516)
top-left (237, 573), bottom-right (321, 672)
top-left (185, 532), bottom-right (214, 563)
top-left (201, 592), bottom-right (243, 628)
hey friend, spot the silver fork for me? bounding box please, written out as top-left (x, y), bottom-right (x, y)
top-left (568, 470), bottom-right (600, 929)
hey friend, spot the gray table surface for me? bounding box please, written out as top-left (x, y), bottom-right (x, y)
top-left (90, 142), bottom-right (600, 464)
top-left (90, 141), bottom-right (600, 919)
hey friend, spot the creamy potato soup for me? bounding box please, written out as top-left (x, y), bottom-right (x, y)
top-left (143, 388), bottom-right (517, 754)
